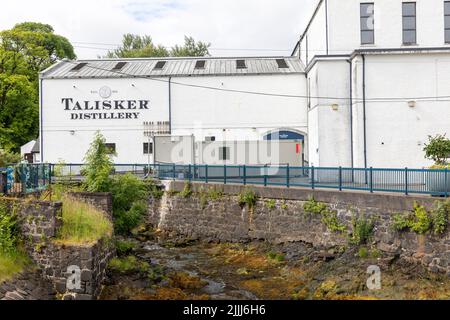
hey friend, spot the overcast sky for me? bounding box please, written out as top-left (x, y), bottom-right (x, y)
top-left (0, 0), bottom-right (317, 59)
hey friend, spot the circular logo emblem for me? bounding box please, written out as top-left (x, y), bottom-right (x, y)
top-left (99, 86), bottom-right (112, 99)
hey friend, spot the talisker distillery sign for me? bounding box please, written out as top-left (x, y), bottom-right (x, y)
top-left (61, 87), bottom-right (149, 120)
top-left (62, 98), bottom-right (149, 120)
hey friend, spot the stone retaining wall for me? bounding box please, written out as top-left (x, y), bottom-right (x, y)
top-left (67, 192), bottom-right (113, 221)
top-left (149, 181), bottom-right (450, 276)
top-left (0, 194), bottom-right (115, 300)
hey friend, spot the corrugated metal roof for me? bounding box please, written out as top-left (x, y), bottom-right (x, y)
top-left (40, 56), bottom-right (305, 79)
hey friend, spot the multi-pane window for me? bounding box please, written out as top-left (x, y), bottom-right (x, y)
top-left (219, 147), bottom-right (230, 161)
top-left (143, 142), bottom-right (153, 155)
top-left (445, 1), bottom-right (450, 43)
top-left (360, 3), bottom-right (375, 44)
top-left (402, 2), bottom-right (417, 45)
top-left (105, 143), bottom-right (116, 155)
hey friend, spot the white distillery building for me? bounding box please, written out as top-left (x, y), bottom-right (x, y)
top-left (39, 0), bottom-right (450, 168)
top-left (39, 57), bottom-right (308, 165)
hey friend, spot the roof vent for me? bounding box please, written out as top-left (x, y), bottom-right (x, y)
top-left (112, 62), bottom-right (127, 71)
top-left (236, 60), bottom-right (247, 69)
top-left (154, 61), bottom-right (167, 70)
top-left (276, 59), bottom-right (289, 69)
top-left (195, 60), bottom-right (206, 69)
top-left (70, 63), bottom-right (88, 72)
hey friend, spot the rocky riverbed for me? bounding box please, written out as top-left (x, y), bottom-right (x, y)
top-left (99, 227), bottom-right (450, 300)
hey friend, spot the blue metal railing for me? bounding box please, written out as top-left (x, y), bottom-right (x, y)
top-left (1, 164), bottom-right (52, 195)
top-left (50, 163), bottom-right (450, 197)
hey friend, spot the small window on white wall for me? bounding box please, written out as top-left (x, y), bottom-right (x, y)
top-left (402, 2), bottom-right (417, 45)
top-left (360, 3), bottom-right (375, 44)
top-left (219, 147), bottom-right (230, 161)
top-left (445, 1), bottom-right (450, 43)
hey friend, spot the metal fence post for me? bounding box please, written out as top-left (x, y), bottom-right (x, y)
top-left (405, 167), bottom-right (409, 196)
top-left (286, 164), bottom-right (290, 188)
top-left (173, 164), bottom-right (176, 181)
top-left (188, 164), bottom-right (192, 182)
top-left (369, 167), bottom-right (374, 193)
top-left (339, 166), bottom-right (342, 191)
top-left (243, 165), bottom-right (247, 185)
top-left (264, 165), bottom-right (268, 187)
top-left (311, 166), bottom-right (315, 190)
top-left (205, 165), bottom-right (209, 184)
top-left (224, 165), bottom-right (227, 185)
top-left (445, 168), bottom-right (448, 198)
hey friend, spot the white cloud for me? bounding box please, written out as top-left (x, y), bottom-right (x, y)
top-left (0, 0), bottom-right (318, 59)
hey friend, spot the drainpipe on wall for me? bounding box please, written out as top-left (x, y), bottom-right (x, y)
top-left (325, 0), bottom-right (329, 55)
top-left (347, 59), bottom-right (354, 169)
top-left (362, 55), bottom-right (368, 169)
top-left (39, 78), bottom-right (44, 164)
top-left (168, 77), bottom-right (172, 134)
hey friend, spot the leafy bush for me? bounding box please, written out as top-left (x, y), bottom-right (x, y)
top-left (115, 240), bottom-right (136, 256)
top-left (0, 150), bottom-right (20, 167)
top-left (109, 173), bottom-right (149, 235)
top-left (0, 202), bottom-right (19, 255)
top-left (303, 197), bottom-right (328, 215)
top-left (410, 203), bottom-right (432, 234)
top-left (431, 200), bottom-right (450, 235)
top-left (392, 213), bottom-right (413, 232)
top-left (81, 132), bottom-right (115, 192)
top-left (238, 189), bottom-right (257, 209)
top-left (423, 134), bottom-right (450, 167)
top-left (321, 209), bottom-right (347, 233)
top-left (391, 201), bottom-right (447, 235)
top-left (0, 202), bottom-right (29, 282)
top-left (114, 201), bottom-right (147, 235)
top-left (110, 174), bottom-right (148, 212)
top-left (57, 196), bottom-right (113, 245)
top-left (265, 199), bottom-right (276, 210)
top-left (302, 198), bottom-right (346, 233)
top-left (349, 214), bottom-right (374, 245)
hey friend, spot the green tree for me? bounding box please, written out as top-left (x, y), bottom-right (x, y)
top-left (170, 36), bottom-right (210, 57)
top-left (106, 34), bottom-right (169, 58)
top-left (106, 34), bottom-right (210, 58)
top-left (0, 22), bottom-right (75, 152)
top-left (424, 134), bottom-right (450, 167)
top-left (82, 132), bottom-right (115, 192)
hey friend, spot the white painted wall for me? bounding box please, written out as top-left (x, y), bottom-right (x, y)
top-left (328, 0), bottom-right (450, 55)
top-left (41, 78), bottom-right (170, 164)
top-left (307, 60), bottom-right (352, 167)
top-left (351, 53), bottom-right (450, 168)
top-left (171, 74), bottom-right (307, 143)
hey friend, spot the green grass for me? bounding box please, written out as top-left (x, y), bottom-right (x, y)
top-left (108, 256), bottom-right (150, 274)
top-left (56, 196), bottom-right (113, 245)
top-left (0, 251), bottom-right (30, 283)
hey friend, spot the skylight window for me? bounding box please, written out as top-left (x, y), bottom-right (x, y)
top-left (236, 60), bottom-right (247, 69)
top-left (195, 60), bottom-right (206, 69)
top-left (70, 63), bottom-right (88, 72)
top-left (276, 59), bottom-right (289, 69)
top-left (112, 62), bottom-right (127, 71)
top-left (154, 61), bottom-right (167, 70)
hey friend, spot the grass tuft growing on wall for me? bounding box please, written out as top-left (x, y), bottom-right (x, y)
top-left (57, 196), bottom-right (113, 245)
top-left (0, 251), bottom-right (30, 283)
